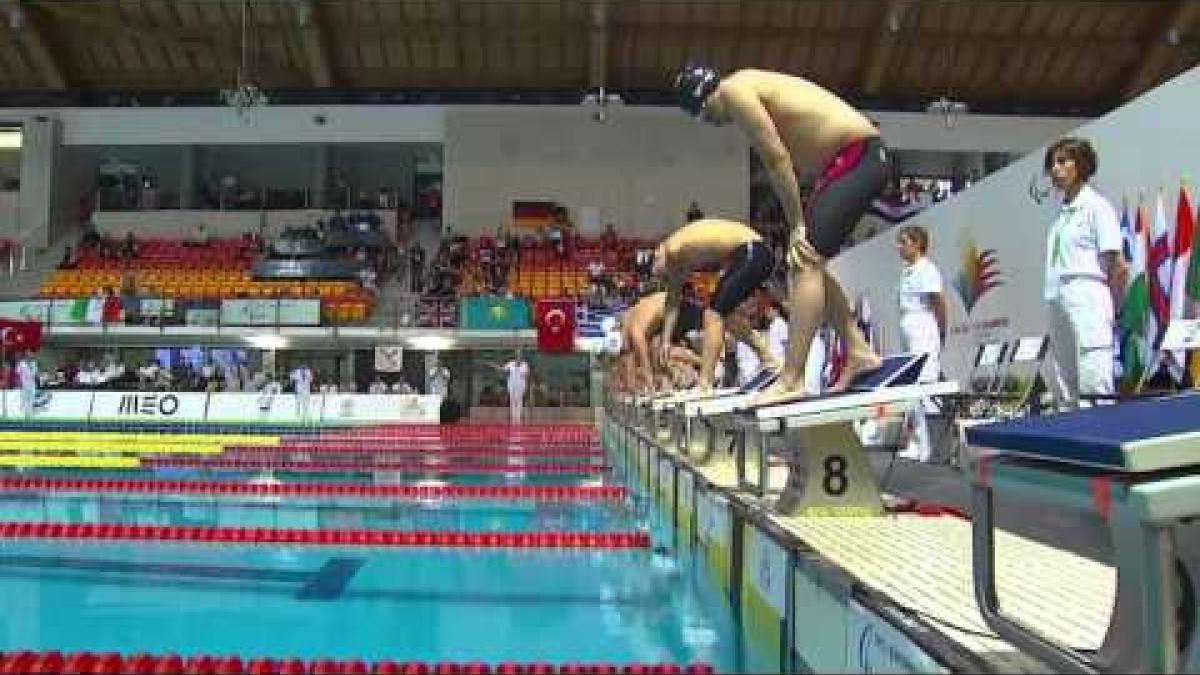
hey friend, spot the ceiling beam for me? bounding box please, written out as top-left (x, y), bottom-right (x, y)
top-left (587, 0), bottom-right (609, 89)
top-left (38, 0), bottom-right (293, 73)
top-left (862, 0), bottom-right (915, 95)
top-left (1122, 0), bottom-right (1199, 99)
top-left (295, 0), bottom-right (333, 87)
top-left (3, 1), bottom-right (67, 89)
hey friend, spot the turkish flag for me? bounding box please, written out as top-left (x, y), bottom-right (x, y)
top-left (0, 319), bottom-right (42, 353)
top-left (535, 298), bottom-right (576, 353)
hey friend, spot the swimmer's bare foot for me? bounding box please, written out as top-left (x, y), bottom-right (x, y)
top-left (828, 352), bottom-right (883, 393)
top-left (752, 372), bottom-right (806, 407)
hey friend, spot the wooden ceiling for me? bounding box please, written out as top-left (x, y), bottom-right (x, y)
top-left (0, 0), bottom-right (1196, 113)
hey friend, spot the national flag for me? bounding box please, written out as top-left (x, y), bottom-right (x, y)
top-left (854, 293), bottom-right (878, 353)
top-left (0, 319), bottom-right (43, 352)
top-left (1118, 198), bottom-right (1150, 388)
top-left (1146, 190), bottom-right (1174, 377)
top-left (1189, 195), bottom-right (1200, 387)
top-left (1168, 184), bottom-right (1195, 383)
top-left (1115, 200), bottom-right (1134, 381)
top-left (535, 298), bottom-right (576, 353)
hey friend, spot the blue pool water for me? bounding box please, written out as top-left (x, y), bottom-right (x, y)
top-left (0, 454), bottom-right (759, 669)
top-left (0, 493), bottom-right (633, 533)
top-left (0, 515), bottom-right (743, 666)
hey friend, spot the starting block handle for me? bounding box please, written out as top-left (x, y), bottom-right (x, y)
top-left (971, 481), bottom-right (1101, 674)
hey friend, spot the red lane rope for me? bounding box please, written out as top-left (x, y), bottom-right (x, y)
top-left (229, 445), bottom-right (605, 457)
top-left (0, 522), bottom-right (650, 549)
top-left (282, 439), bottom-right (602, 449)
top-left (142, 459), bottom-right (611, 474)
top-left (0, 650), bottom-right (711, 674)
top-left (0, 477), bottom-right (627, 501)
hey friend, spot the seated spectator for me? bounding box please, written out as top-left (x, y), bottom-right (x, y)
top-left (600, 222), bottom-right (618, 251)
top-left (119, 232), bottom-right (139, 259)
top-left (368, 377), bottom-right (389, 394)
top-left (58, 246), bottom-right (77, 270)
top-left (101, 287), bottom-right (122, 325)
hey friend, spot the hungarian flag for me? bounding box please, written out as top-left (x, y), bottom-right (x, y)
top-left (1168, 184), bottom-right (1195, 383)
top-left (0, 319), bottom-right (42, 352)
top-left (535, 298), bottom-right (576, 353)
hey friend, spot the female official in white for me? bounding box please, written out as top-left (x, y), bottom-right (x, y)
top-left (895, 225), bottom-right (946, 461)
top-left (1042, 137), bottom-right (1126, 408)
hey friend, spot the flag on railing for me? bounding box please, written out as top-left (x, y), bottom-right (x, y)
top-left (1168, 184), bottom-right (1195, 383)
top-left (1119, 198), bottom-right (1150, 389)
top-left (535, 298), bottom-right (576, 353)
top-left (459, 297), bottom-right (530, 330)
top-left (0, 318), bottom-right (42, 352)
top-left (1146, 190), bottom-right (1174, 378)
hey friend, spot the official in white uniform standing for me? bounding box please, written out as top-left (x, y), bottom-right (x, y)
top-left (1042, 137), bottom-right (1126, 408)
top-left (290, 364), bottom-right (314, 422)
top-left (895, 225), bottom-right (946, 461)
top-left (15, 352), bottom-right (38, 418)
top-left (501, 351), bottom-right (530, 425)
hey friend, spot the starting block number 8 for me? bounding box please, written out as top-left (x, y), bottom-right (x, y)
top-left (823, 455), bottom-right (848, 496)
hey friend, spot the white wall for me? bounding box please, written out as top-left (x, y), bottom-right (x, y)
top-left (0, 106), bottom-right (445, 146)
top-left (0, 191), bottom-right (17, 241)
top-left (868, 111), bottom-right (1083, 153)
top-left (828, 66), bottom-right (1200, 383)
top-left (0, 105), bottom-right (1082, 152)
top-left (444, 106), bottom-right (749, 237)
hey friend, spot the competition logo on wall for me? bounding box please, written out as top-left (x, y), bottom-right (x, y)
top-left (953, 231), bottom-right (1004, 313)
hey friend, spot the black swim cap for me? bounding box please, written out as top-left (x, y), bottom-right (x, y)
top-left (672, 64), bottom-right (721, 116)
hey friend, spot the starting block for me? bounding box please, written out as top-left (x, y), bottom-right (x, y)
top-left (669, 369), bottom-right (780, 464)
top-left (731, 354), bottom-right (959, 516)
top-left (965, 392), bottom-right (1200, 674)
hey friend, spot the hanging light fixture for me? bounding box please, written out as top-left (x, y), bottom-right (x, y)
top-left (220, 0), bottom-right (269, 121)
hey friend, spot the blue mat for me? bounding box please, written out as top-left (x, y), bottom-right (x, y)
top-left (965, 393), bottom-right (1200, 470)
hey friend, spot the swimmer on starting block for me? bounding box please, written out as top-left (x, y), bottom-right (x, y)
top-left (672, 65), bottom-right (887, 403)
top-left (651, 218), bottom-right (782, 393)
top-left (618, 290), bottom-right (718, 393)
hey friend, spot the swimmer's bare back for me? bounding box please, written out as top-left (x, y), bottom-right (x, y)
top-left (721, 69), bottom-right (878, 173)
top-left (659, 219), bottom-right (763, 274)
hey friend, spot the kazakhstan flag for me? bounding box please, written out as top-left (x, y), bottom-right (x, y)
top-left (460, 297), bottom-right (532, 330)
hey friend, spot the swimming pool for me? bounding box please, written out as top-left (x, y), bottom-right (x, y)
top-left (0, 429), bottom-right (762, 670)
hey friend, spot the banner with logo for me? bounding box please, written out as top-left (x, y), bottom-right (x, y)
top-left (374, 344), bottom-right (405, 372)
top-left (207, 392), bottom-right (300, 424)
top-left (321, 394), bottom-right (439, 424)
top-left (220, 299), bottom-right (321, 326)
top-left (459, 297), bottom-right (532, 330)
top-left (90, 391), bottom-right (207, 422)
top-left (677, 468), bottom-right (696, 547)
top-left (793, 559), bottom-right (854, 672)
top-left (846, 600), bottom-right (947, 673)
top-left (742, 526), bottom-right (791, 673)
top-left (0, 300), bottom-right (51, 322)
top-left (696, 488), bottom-right (732, 595)
top-left (0, 389), bottom-right (91, 420)
top-left (0, 390), bottom-right (441, 425)
top-left (657, 457), bottom-right (675, 511)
